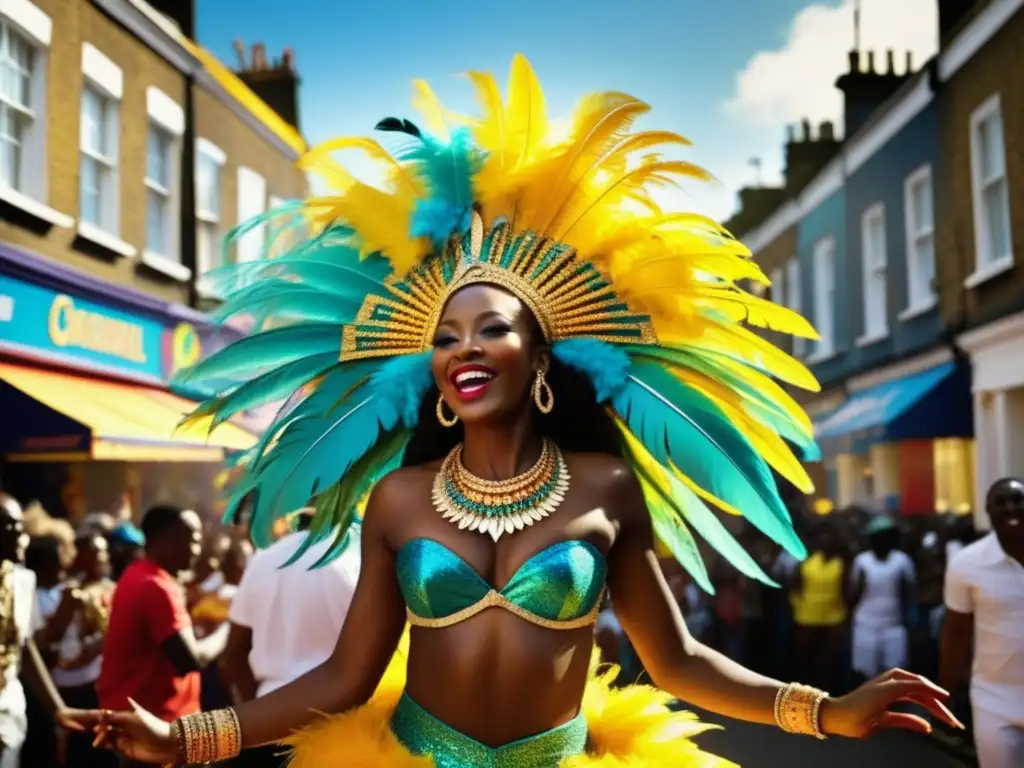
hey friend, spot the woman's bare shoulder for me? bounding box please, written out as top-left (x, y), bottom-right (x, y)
top-left (363, 462), bottom-right (439, 530)
top-left (563, 451), bottom-right (637, 491)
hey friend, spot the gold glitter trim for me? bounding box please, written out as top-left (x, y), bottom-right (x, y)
top-left (406, 588), bottom-right (603, 630)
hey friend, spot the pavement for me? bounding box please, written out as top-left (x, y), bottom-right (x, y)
top-left (688, 708), bottom-right (977, 767)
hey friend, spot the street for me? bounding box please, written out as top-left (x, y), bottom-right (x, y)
top-left (690, 709), bottom-right (976, 767)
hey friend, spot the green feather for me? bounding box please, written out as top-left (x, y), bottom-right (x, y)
top-left (612, 360), bottom-right (805, 559)
top-left (621, 432), bottom-right (775, 587)
top-left (189, 354), bottom-right (340, 430)
top-left (625, 344), bottom-right (814, 453)
top-left (636, 472), bottom-right (714, 594)
top-left (174, 324), bottom-right (345, 385)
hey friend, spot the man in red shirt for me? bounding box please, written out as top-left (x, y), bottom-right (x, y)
top-left (97, 505), bottom-right (227, 761)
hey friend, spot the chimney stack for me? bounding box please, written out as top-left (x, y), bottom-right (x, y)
top-left (819, 120), bottom-right (835, 141)
top-left (233, 39), bottom-right (246, 70)
top-left (233, 44), bottom-right (303, 133)
top-left (784, 117), bottom-right (841, 195)
top-left (937, 0), bottom-right (976, 45)
top-left (836, 46), bottom-right (915, 138)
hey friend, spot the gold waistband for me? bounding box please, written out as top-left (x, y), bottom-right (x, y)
top-left (406, 589), bottom-right (603, 630)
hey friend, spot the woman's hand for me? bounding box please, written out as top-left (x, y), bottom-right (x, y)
top-left (57, 699), bottom-right (178, 764)
top-left (819, 668), bottom-right (965, 738)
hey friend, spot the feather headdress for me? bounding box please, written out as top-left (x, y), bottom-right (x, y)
top-left (177, 55), bottom-right (820, 586)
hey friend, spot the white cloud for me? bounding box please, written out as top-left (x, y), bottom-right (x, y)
top-left (724, 0), bottom-right (938, 130)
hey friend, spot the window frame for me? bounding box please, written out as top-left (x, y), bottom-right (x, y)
top-left (141, 86), bottom-right (187, 280)
top-left (810, 235), bottom-right (836, 361)
top-left (195, 138), bottom-right (226, 298)
top-left (235, 165), bottom-right (267, 264)
top-left (858, 202), bottom-right (888, 345)
top-left (0, 2), bottom-right (66, 225)
top-left (900, 164), bottom-right (936, 319)
top-left (965, 93), bottom-right (1013, 289)
top-left (77, 43), bottom-right (130, 255)
top-left (785, 256), bottom-right (804, 358)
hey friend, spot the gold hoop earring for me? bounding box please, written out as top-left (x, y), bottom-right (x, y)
top-left (533, 369), bottom-right (554, 414)
top-left (436, 394), bottom-right (458, 427)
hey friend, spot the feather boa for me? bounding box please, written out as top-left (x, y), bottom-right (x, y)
top-left (282, 637), bottom-right (735, 767)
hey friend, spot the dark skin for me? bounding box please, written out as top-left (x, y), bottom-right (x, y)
top-left (149, 510), bottom-right (230, 676)
top-left (70, 285), bottom-right (961, 761)
top-left (0, 496), bottom-right (80, 740)
top-left (940, 477), bottom-right (1024, 697)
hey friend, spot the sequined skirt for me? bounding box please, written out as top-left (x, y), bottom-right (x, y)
top-left (390, 692), bottom-right (588, 767)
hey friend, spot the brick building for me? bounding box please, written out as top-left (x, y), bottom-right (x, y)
top-left (0, 0), bottom-right (305, 524)
top-left (939, 1), bottom-right (1023, 521)
top-left (727, 1), bottom-right (1019, 523)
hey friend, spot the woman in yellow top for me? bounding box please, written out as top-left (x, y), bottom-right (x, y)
top-left (790, 521), bottom-right (849, 691)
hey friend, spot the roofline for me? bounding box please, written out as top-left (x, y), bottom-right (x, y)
top-left (739, 0), bottom-right (1022, 254)
top-left (93, 0), bottom-right (305, 161)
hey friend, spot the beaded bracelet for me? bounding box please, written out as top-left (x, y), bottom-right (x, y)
top-left (773, 683), bottom-right (829, 739)
top-left (171, 707), bottom-right (243, 764)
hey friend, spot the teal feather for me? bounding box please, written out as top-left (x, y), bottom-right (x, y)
top-left (173, 324), bottom-right (345, 385)
top-left (211, 280), bottom-right (361, 326)
top-left (185, 354), bottom-right (340, 430)
top-left (611, 360), bottom-right (805, 559)
top-left (626, 344), bottom-right (816, 456)
top-left (367, 352), bottom-right (434, 430)
top-left (204, 253), bottom-right (391, 301)
top-left (621, 435), bottom-right (775, 587)
top-left (304, 428), bottom-right (410, 568)
top-left (404, 127), bottom-right (484, 246)
top-left (552, 338), bottom-right (630, 402)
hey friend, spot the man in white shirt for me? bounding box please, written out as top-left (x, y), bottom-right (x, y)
top-left (220, 511), bottom-right (361, 768)
top-left (941, 477), bottom-right (1024, 768)
top-left (849, 516), bottom-right (916, 680)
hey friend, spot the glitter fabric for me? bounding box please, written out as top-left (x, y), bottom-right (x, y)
top-left (396, 538), bottom-right (606, 626)
top-left (390, 692), bottom-right (588, 767)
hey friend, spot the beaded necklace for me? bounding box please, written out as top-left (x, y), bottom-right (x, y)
top-left (432, 437), bottom-right (570, 542)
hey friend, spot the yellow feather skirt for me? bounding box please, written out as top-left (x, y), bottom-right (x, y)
top-left (282, 633), bottom-right (736, 767)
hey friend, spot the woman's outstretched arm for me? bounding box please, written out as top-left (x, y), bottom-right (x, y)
top-left (604, 464), bottom-right (958, 739)
top-left (231, 479), bottom-right (406, 747)
top-left (61, 476), bottom-right (408, 761)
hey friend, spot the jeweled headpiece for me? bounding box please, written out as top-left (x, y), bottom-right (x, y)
top-left (177, 55), bottom-right (821, 587)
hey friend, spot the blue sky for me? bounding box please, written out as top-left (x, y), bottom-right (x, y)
top-left (197, 0), bottom-right (937, 221)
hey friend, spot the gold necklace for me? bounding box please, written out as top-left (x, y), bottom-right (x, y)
top-left (432, 438), bottom-right (570, 542)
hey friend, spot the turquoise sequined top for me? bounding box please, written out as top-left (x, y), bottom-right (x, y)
top-left (396, 538), bottom-right (607, 629)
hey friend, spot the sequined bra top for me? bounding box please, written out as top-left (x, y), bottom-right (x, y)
top-left (396, 538), bottom-right (607, 630)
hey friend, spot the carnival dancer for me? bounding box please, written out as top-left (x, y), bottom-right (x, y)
top-left (66, 56), bottom-right (960, 765)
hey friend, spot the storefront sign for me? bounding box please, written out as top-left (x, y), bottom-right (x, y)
top-left (0, 273), bottom-right (205, 383)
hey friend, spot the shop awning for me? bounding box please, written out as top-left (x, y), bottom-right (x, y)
top-left (814, 361), bottom-right (973, 454)
top-left (0, 362), bottom-right (256, 462)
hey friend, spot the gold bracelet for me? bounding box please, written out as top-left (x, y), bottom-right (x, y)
top-left (774, 683), bottom-right (829, 739)
top-left (172, 707), bottom-right (243, 764)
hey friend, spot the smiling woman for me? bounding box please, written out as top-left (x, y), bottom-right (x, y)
top-left (61, 54), bottom-right (958, 767)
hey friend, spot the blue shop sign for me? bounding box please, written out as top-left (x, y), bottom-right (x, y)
top-left (0, 272), bottom-right (204, 383)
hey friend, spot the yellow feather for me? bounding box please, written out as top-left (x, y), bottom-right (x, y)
top-left (304, 188), bottom-right (427, 277)
top-left (669, 368), bottom-right (813, 492)
top-left (505, 53), bottom-right (549, 164)
top-left (299, 137), bottom-right (425, 198)
top-left (692, 286), bottom-right (820, 339)
top-left (411, 79), bottom-right (451, 141)
top-left (284, 635), bottom-right (734, 767)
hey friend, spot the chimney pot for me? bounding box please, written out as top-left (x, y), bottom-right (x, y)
top-left (848, 49), bottom-right (859, 73)
top-left (819, 120), bottom-right (835, 141)
top-left (283, 48), bottom-right (294, 70)
top-left (801, 118), bottom-right (812, 142)
top-left (905, 50), bottom-right (913, 73)
top-left (786, 124), bottom-right (796, 143)
top-left (867, 50), bottom-right (876, 73)
top-left (886, 49), bottom-right (895, 74)
top-left (233, 39), bottom-right (246, 70)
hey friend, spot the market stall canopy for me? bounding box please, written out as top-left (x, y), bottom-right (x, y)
top-left (0, 362), bottom-right (255, 462)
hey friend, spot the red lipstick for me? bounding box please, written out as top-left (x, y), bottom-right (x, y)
top-left (449, 364), bottom-right (497, 402)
